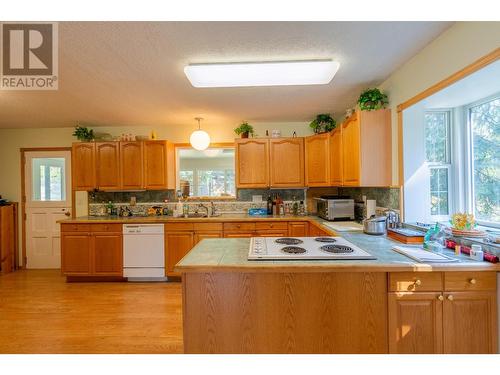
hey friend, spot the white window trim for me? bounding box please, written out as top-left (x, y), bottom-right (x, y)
top-left (424, 109), bottom-right (454, 221)
top-left (464, 92), bottom-right (500, 228)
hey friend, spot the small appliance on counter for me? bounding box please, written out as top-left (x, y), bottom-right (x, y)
top-left (248, 236), bottom-right (376, 260)
top-left (315, 196), bottom-right (354, 221)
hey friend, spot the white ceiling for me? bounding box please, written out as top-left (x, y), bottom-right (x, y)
top-left (0, 21), bottom-right (453, 129)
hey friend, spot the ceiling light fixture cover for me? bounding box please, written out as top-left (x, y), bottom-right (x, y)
top-left (184, 60), bottom-right (340, 88)
top-left (190, 117), bottom-right (211, 151)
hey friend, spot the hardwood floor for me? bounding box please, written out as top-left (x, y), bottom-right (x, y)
top-left (0, 270), bottom-right (183, 353)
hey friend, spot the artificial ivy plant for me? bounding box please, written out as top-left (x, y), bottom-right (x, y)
top-left (309, 114), bottom-right (336, 134)
top-left (357, 88), bottom-right (389, 111)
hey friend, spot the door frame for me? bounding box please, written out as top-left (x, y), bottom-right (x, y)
top-left (20, 147), bottom-right (72, 268)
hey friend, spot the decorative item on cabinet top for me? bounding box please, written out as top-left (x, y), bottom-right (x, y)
top-left (234, 121), bottom-right (255, 139)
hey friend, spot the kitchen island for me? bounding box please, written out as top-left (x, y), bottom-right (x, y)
top-left (175, 227), bottom-right (499, 354)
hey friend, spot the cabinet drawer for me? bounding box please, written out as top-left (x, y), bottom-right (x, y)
top-left (166, 223), bottom-right (194, 231)
top-left (444, 272), bottom-right (496, 291)
top-left (256, 231), bottom-right (288, 237)
top-left (90, 224), bottom-right (122, 233)
top-left (255, 221), bottom-right (288, 231)
top-left (389, 272), bottom-right (443, 292)
top-left (224, 222), bottom-right (256, 232)
top-left (61, 224), bottom-right (91, 232)
top-left (194, 222), bottom-right (223, 231)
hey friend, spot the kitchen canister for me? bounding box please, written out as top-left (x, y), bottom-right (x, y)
top-left (271, 129), bottom-right (281, 138)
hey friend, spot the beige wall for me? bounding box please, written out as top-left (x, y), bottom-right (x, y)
top-left (378, 21), bottom-right (500, 185)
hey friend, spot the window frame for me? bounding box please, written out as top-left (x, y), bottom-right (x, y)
top-left (424, 109), bottom-right (454, 221)
top-left (464, 92), bottom-right (500, 228)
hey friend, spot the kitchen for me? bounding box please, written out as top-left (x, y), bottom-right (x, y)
top-left (0, 9), bottom-right (499, 373)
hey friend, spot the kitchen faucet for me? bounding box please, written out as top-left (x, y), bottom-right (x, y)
top-left (198, 203), bottom-right (210, 217)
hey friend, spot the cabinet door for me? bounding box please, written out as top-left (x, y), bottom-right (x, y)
top-left (194, 231), bottom-right (223, 245)
top-left (72, 143), bottom-right (96, 190)
top-left (144, 141), bottom-right (168, 190)
top-left (388, 292), bottom-right (443, 354)
top-left (269, 138), bottom-right (304, 187)
top-left (61, 233), bottom-right (91, 275)
top-left (443, 292), bottom-right (497, 354)
top-left (255, 230), bottom-right (288, 237)
top-left (223, 232), bottom-right (254, 238)
top-left (305, 133), bottom-right (330, 187)
top-left (91, 233), bottom-right (123, 276)
top-left (341, 116), bottom-right (361, 186)
top-left (165, 231), bottom-right (194, 276)
top-left (288, 222), bottom-right (308, 237)
top-left (120, 141), bottom-right (144, 189)
top-left (235, 139), bottom-right (269, 188)
top-left (329, 127), bottom-right (343, 186)
top-left (95, 142), bottom-right (121, 190)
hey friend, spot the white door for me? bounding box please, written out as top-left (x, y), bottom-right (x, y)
top-left (25, 151), bottom-right (72, 269)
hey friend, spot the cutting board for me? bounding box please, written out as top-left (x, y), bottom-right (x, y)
top-left (387, 228), bottom-right (425, 244)
top-left (323, 221), bottom-right (363, 232)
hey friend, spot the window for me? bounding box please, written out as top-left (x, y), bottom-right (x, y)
top-left (425, 111), bottom-right (452, 218)
top-left (177, 148), bottom-right (236, 197)
top-left (468, 96), bottom-right (500, 225)
top-left (31, 158), bottom-right (66, 201)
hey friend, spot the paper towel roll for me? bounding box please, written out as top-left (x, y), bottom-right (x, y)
top-left (366, 199), bottom-right (376, 218)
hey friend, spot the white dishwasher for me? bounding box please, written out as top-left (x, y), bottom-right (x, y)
top-left (123, 224), bottom-right (166, 281)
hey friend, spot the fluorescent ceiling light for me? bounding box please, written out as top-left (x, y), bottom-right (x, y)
top-left (184, 60), bottom-right (340, 88)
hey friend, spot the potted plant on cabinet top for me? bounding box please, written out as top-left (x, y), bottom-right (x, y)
top-left (309, 114), bottom-right (336, 134)
top-left (357, 88), bottom-right (389, 111)
top-left (234, 121), bottom-right (255, 138)
top-left (72, 125), bottom-right (95, 142)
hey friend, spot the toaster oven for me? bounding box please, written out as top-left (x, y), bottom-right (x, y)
top-left (315, 197), bottom-right (355, 221)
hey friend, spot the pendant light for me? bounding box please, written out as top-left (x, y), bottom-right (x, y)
top-left (189, 117), bottom-right (211, 151)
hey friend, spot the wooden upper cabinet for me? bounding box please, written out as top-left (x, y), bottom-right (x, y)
top-left (329, 127), bottom-right (343, 186)
top-left (72, 143), bottom-right (96, 191)
top-left (305, 133), bottom-right (330, 186)
top-left (143, 141), bottom-right (175, 190)
top-left (269, 138), bottom-right (304, 187)
top-left (340, 109), bottom-right (392, 187)
top-left (443, 291), bottom-right (497, 354)
top-left (120, 141), bottom-right (144, 190)
top-left (235, 139), bottom-right (269, 188)
top-left (95, 142), bottom-right (121, 190)
top-left (341, 114), bottom-right (361, 186)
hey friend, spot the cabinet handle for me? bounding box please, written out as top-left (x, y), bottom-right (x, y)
top-left (469, 278), bottom-right (477, 285)
top-left (270, 224), bottom-right (273, 228)
top-left (437, 295), bottom-right (444, 301)
top-left (447, 295), bottom-right (454, 301)
top-left (414, 279), bottom-right (422, 286)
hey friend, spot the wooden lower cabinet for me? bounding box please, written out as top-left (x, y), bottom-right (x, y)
top-left (61, 225), bottom-right (122, 277)
top-left (61, 233), bottom-right (92, 275)
top-left (288, 222), bottom-right (308, 237)
top-left (388, 271), bottom-right (498, 354)
top-left (443, 291), bottom-right (497, 354)
top-left (165, 231), bottom-right (194, 277)
top-left (388, 292), bottom-right (443, 354)
top-left (92, 233), bottom-right (123, 275)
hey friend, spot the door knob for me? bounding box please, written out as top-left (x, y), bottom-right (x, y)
top-left (437, 295), bottom-right (444, 301)
top-left (64, 211), bottom-right (71, 217)
top-left (414, 279), bottom-right (422, 286)
top-left (447, 295), bottom-right (454, 301)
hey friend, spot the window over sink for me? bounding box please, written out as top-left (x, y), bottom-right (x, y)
top-left (176, 146), bottom-right (236, 198)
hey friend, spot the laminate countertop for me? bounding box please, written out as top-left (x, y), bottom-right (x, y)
top-left (175, 227), bottom-right (500, 273)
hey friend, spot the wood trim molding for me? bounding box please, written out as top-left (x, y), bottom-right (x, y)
top-left (173, 142), bottom-right (235, 149)
top-left (397, 48), bottom-right (500, 113)
top-left (395, 48), bottom-right (500, 218)
top-left (20, 147), bottom-right (72, 268)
